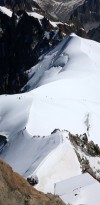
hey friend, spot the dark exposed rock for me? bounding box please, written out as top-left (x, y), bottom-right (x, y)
top-left (70, 0), bottom-right (100, 31)
top-left (0, 0), bottom-right (40, 11)
top-left (32, 0), bottom-right (85, 22)
top-left (0, 135), bottom-right (7, 152)
top-left (87, 141), bottom-right (100, 156)
top-left (69, 132), bottom-right (100, 182)
top-left (0, 10), bottom-right (64, 94)
top-left (88, 24), bottom-right (100, 42)
top-left (0, 7), bottom-right (88, 95)
top-left (0, 1), bottom-right (99, 95)
top-left (69, 132), bottom-right (100, 156)
top-left (75, 150), bottom-right (100, 181)
top-left (51, 129), bottom-right (60, 135)
top-left (31, 0), bottom-right (100, 42)
top-left (32, 0), bottom-right (100, 31)
top-left (27, 176), bottom-right (38, 186)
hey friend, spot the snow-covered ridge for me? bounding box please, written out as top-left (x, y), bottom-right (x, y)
top-left (21, 34), bottom-right (100, 144)
top-left (0, 33), bottom-right (100, 141)
top-left (0, 33), bottom-right (100, 142)
top-left (23, 33), bottom-right (100, 91)
top-left (0, 6), bottom-right (12, 17)
top-left (27, 11), bottom-right (44, 20)
top-left (0, 34), bottom-right (100, 204)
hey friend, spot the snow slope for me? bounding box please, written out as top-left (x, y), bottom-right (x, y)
top-left (1, 129), bottom-right (61, 176)
top-left (0, 34), bottom-right (100, 204)
top-left (23, 34), bottom-right (100, 144)
top-left (0, 94), bottom-right (32, 137)
top-left (55, 174), bottom-right (100, 205)
top-left (55, 173), bottom-right (96, 196)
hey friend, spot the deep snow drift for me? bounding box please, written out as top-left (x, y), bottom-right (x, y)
top-left (0, 34), bottom-right (100, 204)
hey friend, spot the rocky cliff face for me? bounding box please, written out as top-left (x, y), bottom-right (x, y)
top-left (0, 0), bottom-right (99, 94)
top-left (32, 0), bottom-right (100, 42)
top-left (1, 0), bottom-right (100, 30)
top-left (0, 7), bottom-right (88, 95)
top-left (0, 159), bottom-right (66, 205)
top-left (33, 0), bottom-right (100, 27)
top-left (70, 0), bottom-right (100, 31)
top-left (88, 24), bottom-right (100, 42)
top-left (70, 0), bottom-right (100, 42)
top-left (0, 10), bottom-right (64, 94)
top-left (33, 0), bottom-right (85, 22)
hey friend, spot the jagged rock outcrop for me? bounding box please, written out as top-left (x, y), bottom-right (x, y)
top-left (33, 0), bottom-right (100, 30)
top-left (33, 0), bottom-right (100, 41)
top-left (0, 10), bottom-right (63, 94)
top-left (33, 0), bottom-right (85, 22)
top-left (88, 24), bottom-right (100, 42)
top-left (70, 0), bottom-right (100, 31)
top-left (69, 133), bottom-right (100, 157)
top-left (0, 159), bottom-right (66, 205)
top-left (69, 133), bottom-right (100, 182)
top-left (0, 1), bottom-right (99, 94)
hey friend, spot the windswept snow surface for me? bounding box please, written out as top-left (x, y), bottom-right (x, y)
top-left (34, 134), bottom-right (81, 193)
top-left (55, 174), bottom-right (100, 205)
top-left (0, 94), bottom-right (32, 137)
top-left (0, 6), bottom-right (12, 17)
top-left (24, 34), bottom-right (100, 90)
top-left (55, 173), bottom-right (96, 196)
top-left (23, 34), bottom-right (100, 144)
top-left (0, 34), bottom-right (100, 204)
top-left (1, 129), bottom-right (61, 176)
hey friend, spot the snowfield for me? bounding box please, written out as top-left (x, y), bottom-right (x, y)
top-left (56, 174), bottom-right (100, 205)
top-left (24, 34), bottom-right (100, 144)
top-left (0, 34), bottom-right (100, 204)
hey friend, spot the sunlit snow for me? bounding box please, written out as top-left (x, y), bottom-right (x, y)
top-left (0, 34), bottom-right (100, 204)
